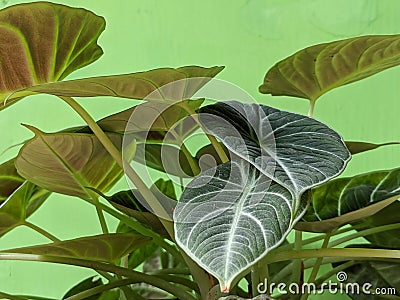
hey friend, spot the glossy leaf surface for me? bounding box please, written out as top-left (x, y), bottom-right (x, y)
top-left (174, 160), bottom-right (307, 292)
top-left (199, 101), bottom-right (350, 195)
top-left (297, 168), bottom-right (400, 232)
top-left (259, 35), bottom-right (400, 101)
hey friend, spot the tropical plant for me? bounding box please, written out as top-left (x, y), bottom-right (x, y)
top-left (0, 2), bottom-right (399, 300)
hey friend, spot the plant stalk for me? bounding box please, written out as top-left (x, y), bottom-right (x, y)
top-left (23, 221), bottom-right (60, 242)
top-left (0, 253), bottom-right (197, 300)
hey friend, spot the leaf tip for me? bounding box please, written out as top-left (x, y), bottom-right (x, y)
top-left (20, 124), bottom-right (43, 135)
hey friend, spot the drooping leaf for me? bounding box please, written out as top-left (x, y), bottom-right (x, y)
top-left (199, 101), bottom-right (350, 196)
top-left (1, 233), bottom-right (151, 263)
top-left (297, 168), bottom-right (400, 232)
top-left (0, 181), bottom-right (50, 237)
top-left (353, 201), bottom-right (400, 248)
top-left (259, 35), bottom-right (400, 103)
top-left (333, 247), bottom-right (400, 300)
top-left (0, 2), bottom-right (105, 109)
top-left (174, 160), bottom-right (308, 292)
top-left (15, 126), bottom-right (135, 199)
top-left (345, 141), bottom-right (400, 155)
top-left (7, 66), bottom-right (224, 103)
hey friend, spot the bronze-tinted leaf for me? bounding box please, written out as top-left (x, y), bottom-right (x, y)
top-left (15, 126), bottom-right (135, 199)
top-left (345, 141), bottom-right (400, 155)
top-left (260, 35), bottom-right (400, 102)
top-left (97, 99), bottom-right (203, 134)
top-left (0, 233), bottom-right (151, 263)
top-left (8, 66), bottom-right (224, 103)
top-left (0, 2), bottom-right (105, 109)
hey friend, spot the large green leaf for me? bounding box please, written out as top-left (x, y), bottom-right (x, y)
top-left (0, 2), bottom-right (105, 109)
top-left (174, 160), bottom-right (307, 292)
top-left (345, 141), bottom-right (400, 155)
top-left (297, 168), bottom-right (400, 232)
top-left (1, 233), bottom-right (150, 263)
top-left (175, 102), bottom-right (349, 291)
top-left (353, 201), bottom-right (400, 248)
top-left (6, 66), bottom-right (224, 103)
top-left (0, 181), bottom-right (50, 237)
top-left (259, 35), bottom-right (400, 102)
top-left (199, 101), bottom-right (350, 196)
top-left (15, 126), bottom-right (135, 199)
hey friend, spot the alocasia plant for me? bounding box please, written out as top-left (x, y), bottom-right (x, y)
top-left (0, 2), bottom-right (399, 300)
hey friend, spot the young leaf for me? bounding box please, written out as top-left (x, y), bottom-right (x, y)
top-left (0, 233), bottom-right (151, 263)
top-left (353, 201), bottom-right (400, 248)
top-left (0, 181), bottom-right (50, 237)
top-left (174, 160), bottom-right (308, 292)
top-left (297, 168), bottom-right (400, 232)
top-left (199, 101), bottom-right (350, 196)
top-left (15, 127), bottom-right (135, 199)
top-left (63, 277), bottom-right (106, 300)
top-left (259, 35), bottom-right (400, 102)
top-left (7, 66), bottom-right (224, 103)
top-left (0, 2), bottom-right (105, 110)
top-left (345, 141), bottom-right (400, 155)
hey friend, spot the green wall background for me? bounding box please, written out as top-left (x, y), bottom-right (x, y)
top-left (0, 0), bottom-right (399, 299)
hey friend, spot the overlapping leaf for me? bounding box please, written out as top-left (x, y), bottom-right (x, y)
top-left (175, 160), bottom-right (307, 292)
top-left (15, 126), bottom-right (135, 199)
top-left (297, 168), bottom-right (400, 232)
top-left (0, 158), bottom-right (25, 202)
top-left (0, 2), bottom-right (105, 109)
top-left (7, 66), bottom-right (224, 103)
top-left (199, 101), bottom-right (350, 195)
top-left (175, 102), bottom-right (350, 291)
top-left (259, 35), bottom-right (400, 102)
top-left (0, 233), bottom-right (150, 262)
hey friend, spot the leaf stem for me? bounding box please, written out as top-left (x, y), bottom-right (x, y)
top-left (328, 223), bottom-right (400, 248)
top-left (307, 100), bottom-right (316, 117)
top-left (59, 96), bottom-right (170, 220)
top-left (292, 230), bottom-right (303, 283)
top-left (0, 253), bottom-right (197, 300)
top-left (314, 260), bottom-right (355, 287)
top-left (23, 221), bottom-right (60, 242)
top-left (265, 248), bottom-right (400, 264)
top-left (64, 278), bottom-right (135, 300)
top-left (300, 231), bottom-right (333, 300)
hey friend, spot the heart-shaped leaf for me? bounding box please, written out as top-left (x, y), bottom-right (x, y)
top-left (259, 35), bottom-right (400, 103)
top-left (15, 126), bottom-right (135, 199)
top-left (1, 233), bottom-right (150, 263)
top-left (353, 201), bottom-right (400, 248)
top-left (199, 101), bottom-right (350, 196)
top-left (174, 160), bottom-right (308, 292)
top-left (0, 2), bottom-right (105, 110)
top-left (7, 66), bottom-right (224, 103)
top-left (345, 141), bottom-right (400, 155)
top-left (297, 168), bottom-right (400, 232)
top-left (0, 181), bottom-right (50, 237)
